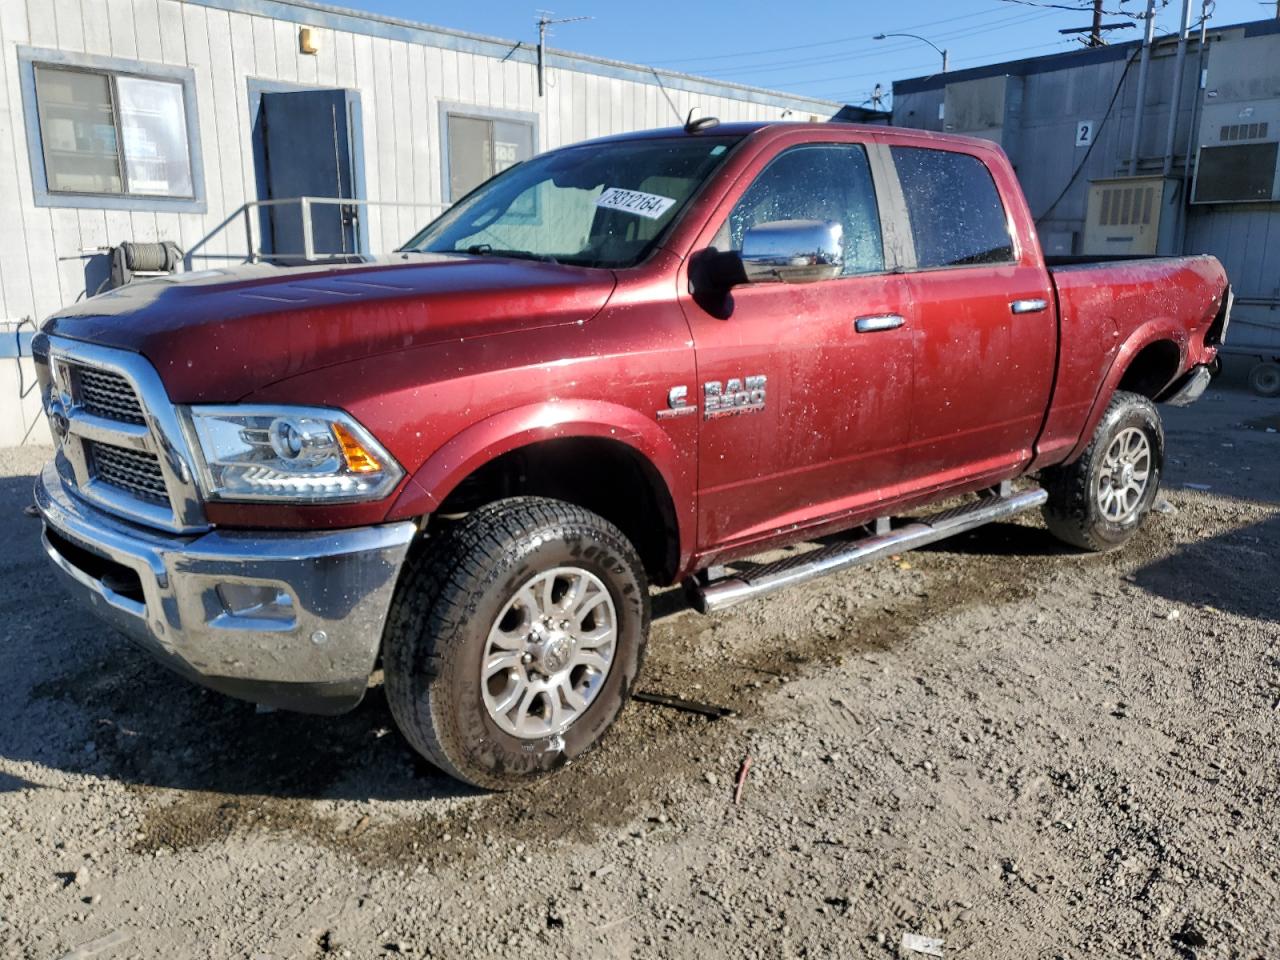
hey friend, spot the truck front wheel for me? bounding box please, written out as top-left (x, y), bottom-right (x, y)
top-left (1041, 391), bottom-right (1165, 552)
top-left (383, 497), bottom-right (649, 789)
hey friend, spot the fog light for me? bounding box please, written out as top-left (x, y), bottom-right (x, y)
top-left (216, 582), bottom-right (294, 621)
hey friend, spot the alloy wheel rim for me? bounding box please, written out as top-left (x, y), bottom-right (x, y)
top-left (480, 566), bottom-right (617, 740)
top-left (1096, 427), bottom-right (1152, 522)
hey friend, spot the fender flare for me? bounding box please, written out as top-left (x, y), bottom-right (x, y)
top-left (389, 399), bottom-right (696, 569)
top-left (1064, 320), bottom-right (1188, 463)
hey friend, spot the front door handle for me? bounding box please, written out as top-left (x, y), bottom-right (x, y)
top-left (1011, 298), bottom-right (1048, 314)
top-left (855, 313), bottom-right (905, 333)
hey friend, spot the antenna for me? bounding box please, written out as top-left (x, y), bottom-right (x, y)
top-left (536, 11), bottom-right (591, 96)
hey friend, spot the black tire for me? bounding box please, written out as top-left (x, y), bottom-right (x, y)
top-left (383, 497), bottom-right (650, 790)
top-left (1041, 390), bottom-right (1165, 552)
top-left (1247, 361), bottom-right (1280, 398)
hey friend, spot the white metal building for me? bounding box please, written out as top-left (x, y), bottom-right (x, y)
top-left (0, 0), bottom-right (848, 445)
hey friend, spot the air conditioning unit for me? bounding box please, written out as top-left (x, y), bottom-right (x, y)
top-left (1082, 176), bottom-right (1177, 256)
top-left (1192, 33), bottom-right (1280, 204)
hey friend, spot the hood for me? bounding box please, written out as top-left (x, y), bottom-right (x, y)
top-left (43, 254), bottom-right (617, 402)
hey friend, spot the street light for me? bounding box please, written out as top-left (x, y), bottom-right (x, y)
top-left (873, 32), bottom-right (949, 72)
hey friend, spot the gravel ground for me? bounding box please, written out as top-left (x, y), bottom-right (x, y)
top-left (1, 372), bottom-right (1277, 960)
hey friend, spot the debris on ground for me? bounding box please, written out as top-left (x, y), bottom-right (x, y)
top-left (733, 755), bottom-right (752, 805)
top-left (901, 931), bottom-right (945, 956)
top-left (633, 690), bottom-right (735, 719)
top-left (58, 930), bottom-right (131, 960)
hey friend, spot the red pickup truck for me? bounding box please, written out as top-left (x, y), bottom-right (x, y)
top-left (33, 122), bottom-right (1230, 789)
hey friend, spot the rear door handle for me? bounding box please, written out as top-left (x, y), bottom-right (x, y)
top-left (854, 314), bottom-right (905, 333)
top-left (1011, 298), bottom-right (1048, 314)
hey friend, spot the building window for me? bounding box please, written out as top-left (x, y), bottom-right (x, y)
top-left (35, 65), bottom-right (194, 198)
top-left (443, 108), bottom-right (535, 201)
top-left (19, 47), bottom-right (205, 212)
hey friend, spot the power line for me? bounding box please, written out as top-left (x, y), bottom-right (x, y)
top-left (993, 0), bottom-right (1145, 15)
top-left (779, 38), bottom-right (1076, 90)
top-left (1036, 44), bottom-right (1142, 221)
top-left (692, 9), bottom-right (1058, 79)
top-left (805, 38), bottom-right (1078, 97)
top-left (644, 3), bottom-right (1064, 67)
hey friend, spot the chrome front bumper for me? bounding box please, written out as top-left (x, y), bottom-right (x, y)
top-left (35, 460), bottom-right (416, 714)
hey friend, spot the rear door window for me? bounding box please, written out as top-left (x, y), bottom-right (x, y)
top-left (891, 146), bottom-right (1014, 269)
top-left (722, 143), bottom-right (885, 276)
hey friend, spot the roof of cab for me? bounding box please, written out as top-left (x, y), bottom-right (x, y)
top-left (566, 121), bottom-right (1010, 156)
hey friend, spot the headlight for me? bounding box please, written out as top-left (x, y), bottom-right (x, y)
top-left (186, 405), bottom-right (403, 503)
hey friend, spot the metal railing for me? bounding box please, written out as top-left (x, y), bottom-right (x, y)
top-left (238, 197), bottom-right (451, 262)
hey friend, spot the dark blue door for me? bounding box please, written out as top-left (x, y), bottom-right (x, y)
top-left (261, 89), bottom-right (361, 259)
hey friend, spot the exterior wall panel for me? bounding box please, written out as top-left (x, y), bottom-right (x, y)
top-left (0, 0), bottom-right (844, 447)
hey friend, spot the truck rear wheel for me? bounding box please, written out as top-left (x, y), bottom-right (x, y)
top-left (1041, 391), bottom-right (1164, 552)
top-left (1248, 361), bottom-right (1280, 397)
top-left (383, 497), bottom-right (649, 789)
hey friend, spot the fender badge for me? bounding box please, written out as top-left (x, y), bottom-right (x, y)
top-left (657, 384), bottom-right (696, 420)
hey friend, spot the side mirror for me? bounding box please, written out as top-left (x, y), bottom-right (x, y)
top-left (740, 219), bottom-right (844, 284)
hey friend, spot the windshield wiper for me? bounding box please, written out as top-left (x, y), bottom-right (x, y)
top-left (461, 244), bottom-right (559, 264)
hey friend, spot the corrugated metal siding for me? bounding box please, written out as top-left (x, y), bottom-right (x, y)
top-left (0, 0), bottom-right (842, 444)
top-left (892, 26), bottom-right (1280, 315)
top-left (0, 0), bottom-right (837, 320)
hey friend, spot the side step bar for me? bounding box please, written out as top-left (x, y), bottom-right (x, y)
top-left (690, 486), bottom-right (1048, 614)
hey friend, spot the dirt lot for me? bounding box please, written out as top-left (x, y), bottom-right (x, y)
top-left (1, 370), bottom-right (1278, 960)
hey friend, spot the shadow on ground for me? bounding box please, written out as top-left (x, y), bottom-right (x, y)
top-left (1, 467), bottom-right (713, 813)
top-left (0, 470), bottom-right (478, 805)
top-left (1130, 512), bottom-right (1280, 622)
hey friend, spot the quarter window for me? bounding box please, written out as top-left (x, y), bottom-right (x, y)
top-left (446, 112), bottom-right (536, 201)
top-left (891, 146), bottom-right (1014, 269)
top-left (33, 64), bottom-right (194, 199)
top-left (723, 143), bottom-right (884, 276)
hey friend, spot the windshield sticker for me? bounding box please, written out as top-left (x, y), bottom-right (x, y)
top-left (595, 187), bottom-right (677, 220)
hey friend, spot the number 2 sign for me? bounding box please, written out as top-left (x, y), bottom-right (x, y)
top-left (1075, 121), bottom-right (1095, 147)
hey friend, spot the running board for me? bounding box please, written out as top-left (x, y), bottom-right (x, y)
top-left (690, 486), bottom-right (1048, 614)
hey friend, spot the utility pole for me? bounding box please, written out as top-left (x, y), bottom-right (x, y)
top-left (1162, 0), bottom-right (1194, 176)
top-left (1091, 0), bottom-right (1104, 46)
top-left (1128, 0), bottom-right (1157, 175)
top-left (536, 12), bottom-right (590, 97)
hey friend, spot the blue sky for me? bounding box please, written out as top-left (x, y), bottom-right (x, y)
top-left (330, 0), bottom-right (1269, 106)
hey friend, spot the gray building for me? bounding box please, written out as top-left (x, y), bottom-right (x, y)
top-left (891, 15), bottom-right (1280, 386)
top-left (0, 0), bottom-right (851, 446)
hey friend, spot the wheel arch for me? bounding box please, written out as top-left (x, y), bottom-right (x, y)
top-left (389, 401), bottom-right (694, 583)
top-left (1064, 325), bottom-right (1187, 464)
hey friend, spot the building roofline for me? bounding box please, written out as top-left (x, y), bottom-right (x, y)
top-left (186, 0), bottom-right (845, 113)
top-left (892, 15), bottom-right (1280, 95)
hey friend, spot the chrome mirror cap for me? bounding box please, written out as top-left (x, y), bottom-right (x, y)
top-left (740, 219), bottom-right (844, 284)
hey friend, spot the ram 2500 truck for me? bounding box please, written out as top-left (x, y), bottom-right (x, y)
top-left (33, 122), bottom-right (1230, 789)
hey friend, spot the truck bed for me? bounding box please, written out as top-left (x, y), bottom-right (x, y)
top-left (1035, 254), bottom-right (1228, 467)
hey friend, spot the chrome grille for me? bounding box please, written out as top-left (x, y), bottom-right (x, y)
top-left (77, 366), bottom-right (146, 424)
top-left (86, 440), bottom-right (169, 503)
top-left (42, 337), bottom-right (207, 533)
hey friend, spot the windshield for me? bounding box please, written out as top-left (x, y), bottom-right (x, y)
top-left (404, 136), bottom-right (741, 269)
